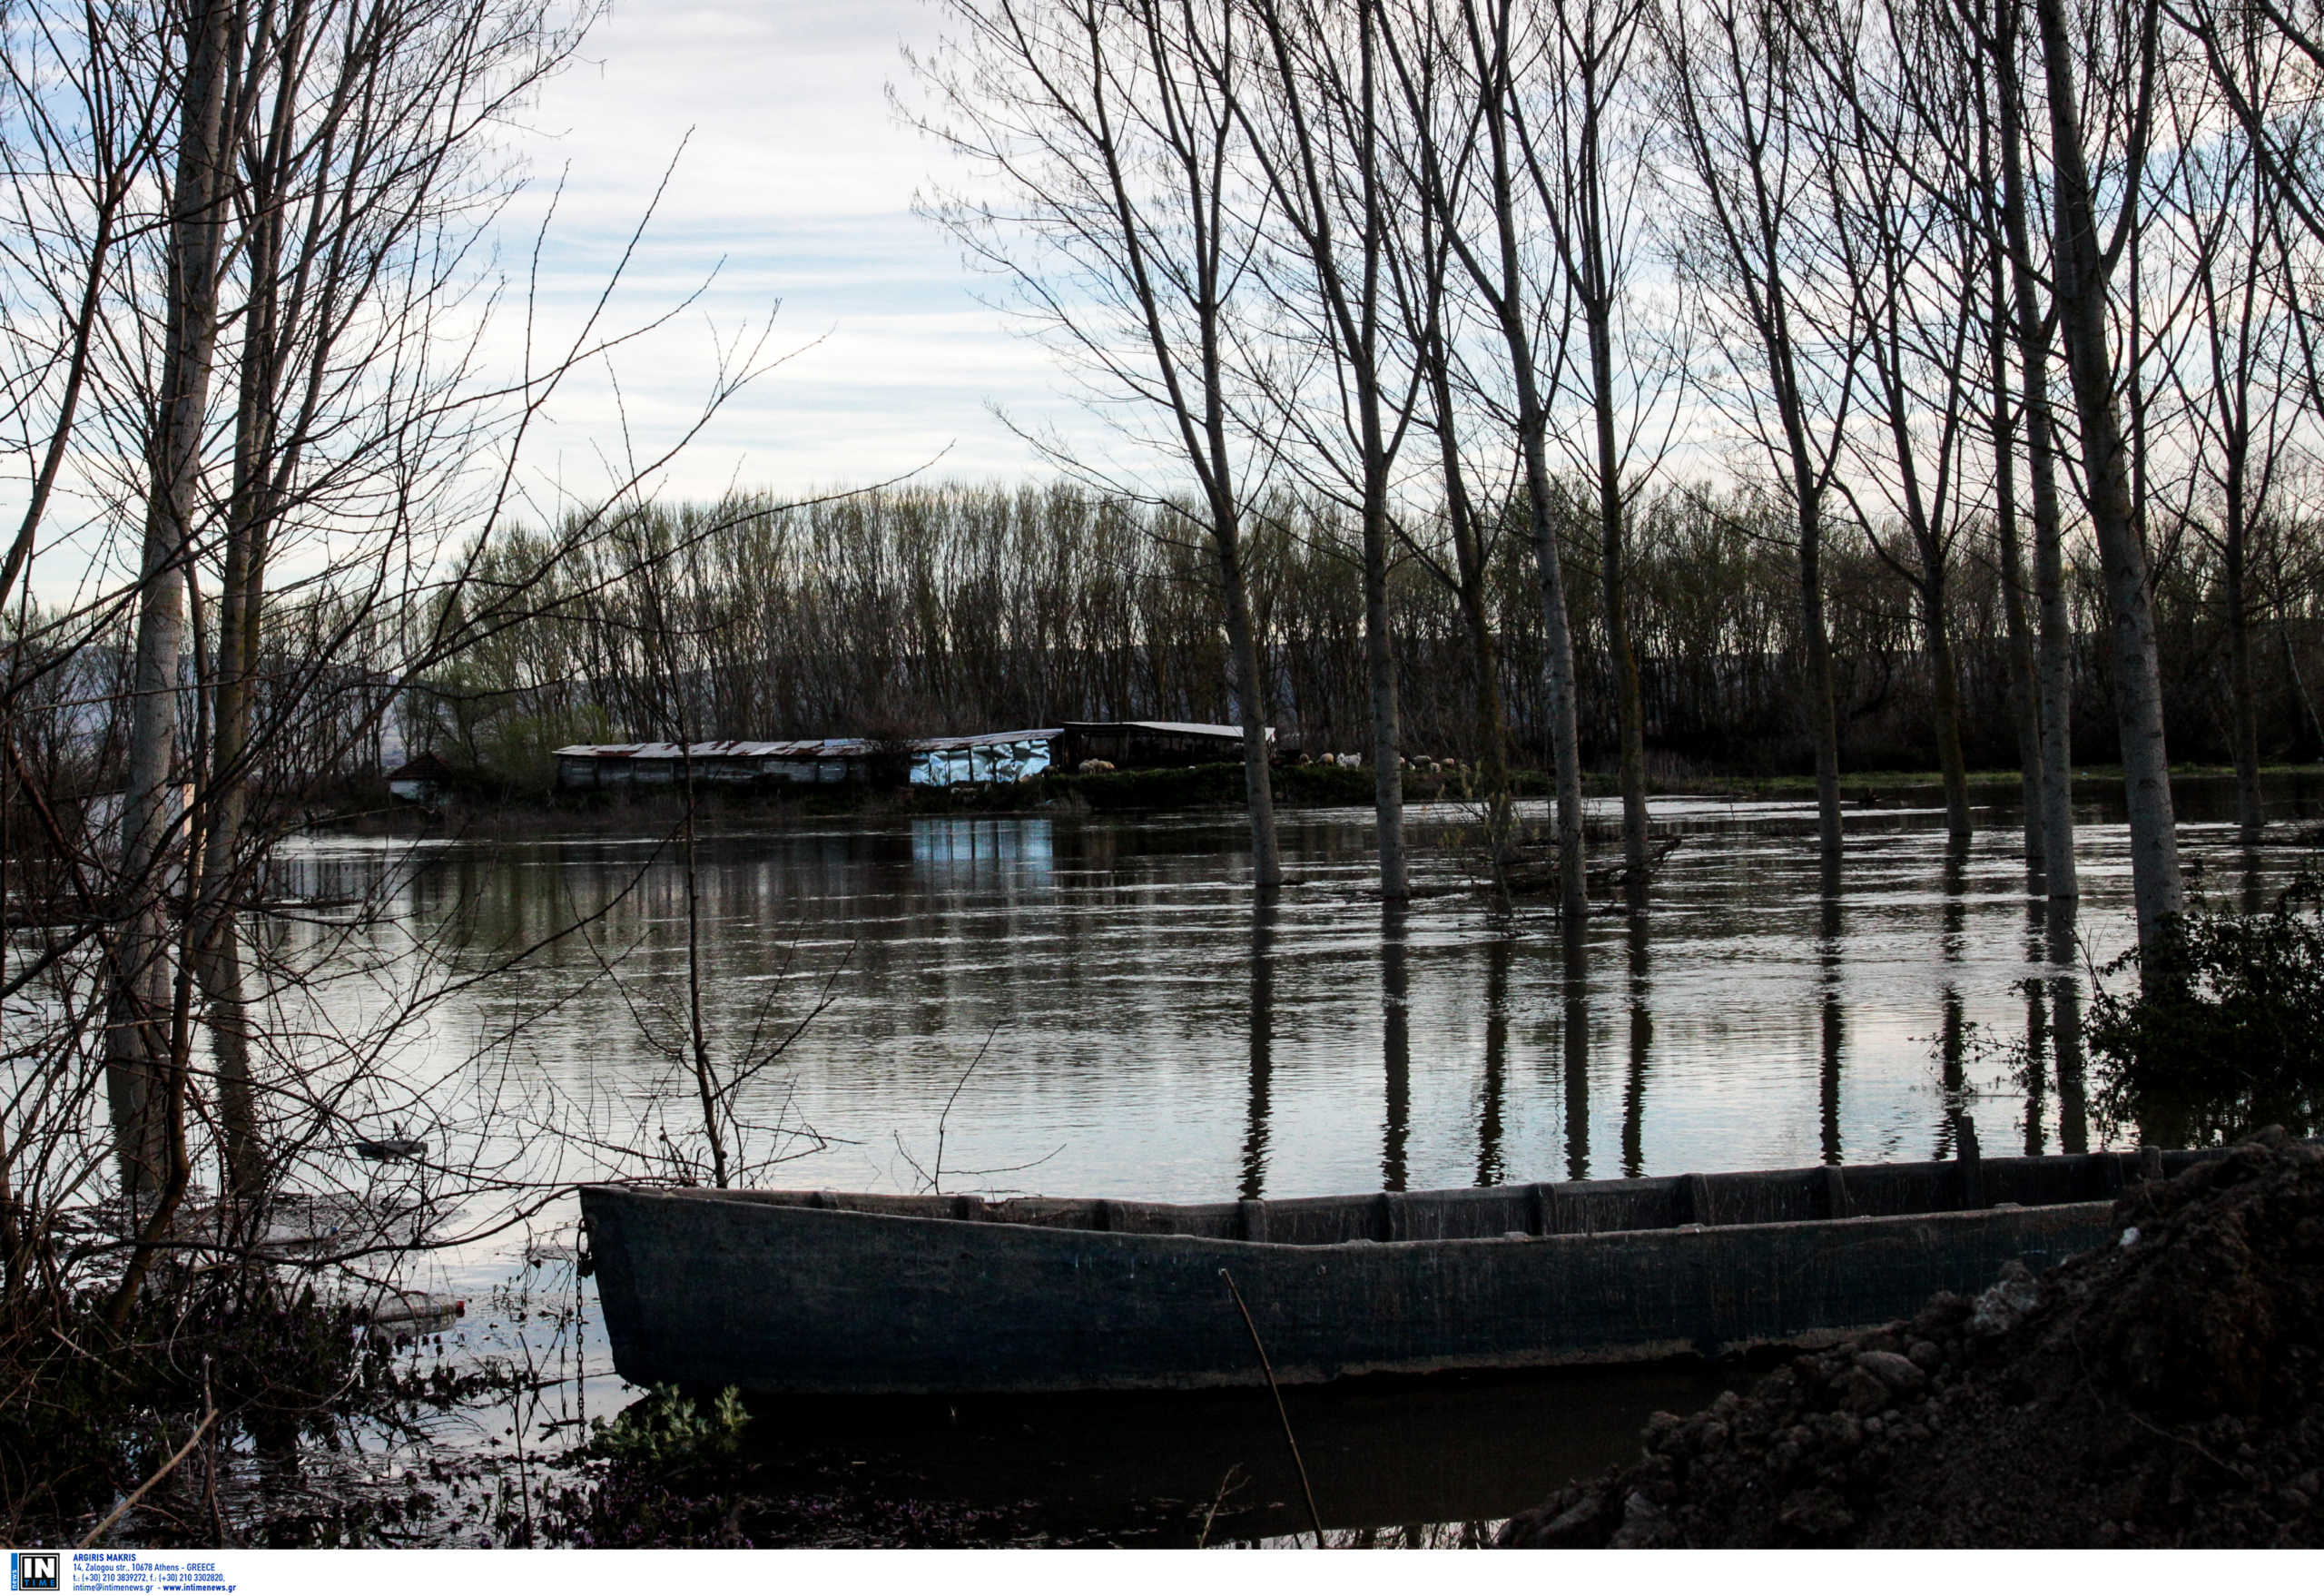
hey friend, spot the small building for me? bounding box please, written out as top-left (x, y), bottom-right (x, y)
top-left (1056, 721), bottom-right (1266, 771)
top-left (555, 730), bottom-right (1062, 793)
top-left (553, 739), bottom-right (884, 791)
top-left (386, 752), bottom-right (458, 805)
top-left (906, 729), bottom-right (1059, 787)
top-left (552, 722), bottom-right (1268, 793)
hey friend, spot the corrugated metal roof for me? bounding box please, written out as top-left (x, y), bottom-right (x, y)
top-left (554, 729), bottom-right (1063, 760)
top-left (552, 741), bottom-right (877, 759)
top-left (916, 727), bottom-right (1062, 750)
top-left (1061, 721), bottom-right (1269, 739)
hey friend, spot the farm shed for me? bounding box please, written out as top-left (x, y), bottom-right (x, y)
top-left (554, 739), bottom-right (885, 791)
top-left (906, 729), bottom-right (1059, 787)
top-left (1056, 721), bottom-right (1268, 771)
top-left (385, 752), bottom-right (458, 804)
top-left (554, 724), bottom-right (1263, 792)
top-left (555, 730), bottom-right (1064, 792)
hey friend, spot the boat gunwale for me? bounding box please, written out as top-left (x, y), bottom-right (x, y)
top-left (579, 1146), bottom-right (2284, 1277)
top-left (576, 1179), bottom-right (2128, 1252)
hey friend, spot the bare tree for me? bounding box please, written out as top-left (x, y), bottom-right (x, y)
top-left (107, 0), bottom-right (239, 1217)
top-left (2154, 11), bottom-right (2306, 841)
top-left (1391, 0), bottom-right (1590, 921)
top-left (1654, 0), bottom-right (1861, 880)
top-left (1237, 0), bottom-right (1424, 897)
top-left (1976, 0), bottom-right (2082, 896)
top-left (0, 0), bottom-right (780, 1344)
top-left (1966, 0), bottom-right (2051, 877)
top-left (2032, 0), bottom-right (2186, 957)
top-left (1522, 0), bottom-right (1674, 904)
top-left (1811, 0), bottom-right (1984, 842)
top-left (1375, 0), bottom-right (1525, 866)
top-left (187, 0), bottom-right (590, 1200)
top-left (917, 0), bottom-right (1286, 890)
top-left (1397, 216), bottom-right (1523, 862)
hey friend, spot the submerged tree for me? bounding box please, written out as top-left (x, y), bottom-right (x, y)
top-left (1239, 0), bottom-right (1423, 897)
top-left (1654, 0), bottom-right (1858, 879)
top-left (2032, 0), bottom-right (2186, 957)
top-left (1976, 0), bottom-right (2082, 896)
top-left (1811, 0), bottom-right (1985, 842)
top-left (0, 0), bottom-right (788, 1330)
top-left (916, 0), bottom-right (1286, 890)
top-left (1485, 0), bottom-right (1677, 904)
top-left (1397, 0), bottom-right (1593, 921)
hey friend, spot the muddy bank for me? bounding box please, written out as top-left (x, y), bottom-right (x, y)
top-left (1502, 1129), bottom-right (2324, 1548)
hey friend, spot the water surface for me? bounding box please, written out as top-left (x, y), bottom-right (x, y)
top-left (253, 774), bottom-right (2324, 1543)
top-left (288, 777), bottom-right (2324, 1205)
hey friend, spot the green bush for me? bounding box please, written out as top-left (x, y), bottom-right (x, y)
top-left (2086, 874), bottom-right (2324, 1145)
top-left (587, 1384), bottom-right (750, 1468)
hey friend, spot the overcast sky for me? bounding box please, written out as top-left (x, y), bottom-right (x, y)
top-left (497, 1), bottom-right (1080, 506)
top-left (14, 4), bottom-right (1087, 606)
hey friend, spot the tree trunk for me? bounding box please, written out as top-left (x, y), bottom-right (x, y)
top-left (1799, 494), bottom-right (1844, 881)
top-left (109, 0), bottom-right (235, 1205)
top-left (1764, 271), bottom-right (1842, 874)
top-left (195, 88), bottom-right (288, 1201)
top-left (1989, 256), bottom-right (2046, 875)
top-left (2225, 467), bottom-right (2263, 841)
top-left (1459, 569), bottom-right (1512, 862)
top-left (1428, 337), bottom-right (1513, 865)
top-left (1364, 489), bottom-right (1406, 901)
top-left (1921, 569), bottom-right (1973, 840)
top-left (1996, 1), bottom-right (2079, 899)
top-left (1523, 441), bottom-right (1590, 926)
top-left (2027, 357), bottom-right (2079, 900)
top-left (2033, 0), bottom-right (2181, 957)
top-left (1218, 526), bottom-right (1284, 890)
top-left (1590, 299), bottom-right (1649, 908)
top-left (1474, 15), bottom-right (1586, 922)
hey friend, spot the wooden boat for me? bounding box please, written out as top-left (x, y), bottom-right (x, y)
top-left (579, 1144), bottom-right (2209, 1397)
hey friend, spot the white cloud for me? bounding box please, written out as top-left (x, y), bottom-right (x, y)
top-left (491, 0), bottom-right (1103, 501)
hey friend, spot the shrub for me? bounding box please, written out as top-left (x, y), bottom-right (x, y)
top-left (586, 1384), bottom-right (750, 1468)
top-left (2085, 874), bottom-right (2324, 1145)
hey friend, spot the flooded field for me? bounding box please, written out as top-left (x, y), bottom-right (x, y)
top-left (251, 773), bottom-right (2324, 1544)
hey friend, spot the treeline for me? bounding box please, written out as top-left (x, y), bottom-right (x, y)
top-left (424, 479), bottom-right (2324, 786)
top-left (901, 0), bottom-right (2324, 934)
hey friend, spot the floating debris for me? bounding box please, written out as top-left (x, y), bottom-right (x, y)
top-left (359, 1288), bottom-right (466, 1336)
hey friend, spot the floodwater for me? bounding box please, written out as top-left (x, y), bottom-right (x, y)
top-left (260, 773), bottom-right (2324, 1545)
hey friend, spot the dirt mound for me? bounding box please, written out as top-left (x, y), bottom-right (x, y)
top-left (1502, 1129), bottom-right (2324, 1548)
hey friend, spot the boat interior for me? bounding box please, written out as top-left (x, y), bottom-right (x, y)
top-left (640, 1145), bottom-right (2236, 1247)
